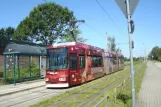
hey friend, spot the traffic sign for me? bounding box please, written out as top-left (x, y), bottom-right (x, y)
top-left (115, 0), bottom-right (139, 17)
top-left (130, 20), bottom-right (135, 34)
top-left (114, 0), bottom-right (139, 107)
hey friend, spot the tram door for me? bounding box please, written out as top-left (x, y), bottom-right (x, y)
top-left (69, 53), bottom-right (80, 85)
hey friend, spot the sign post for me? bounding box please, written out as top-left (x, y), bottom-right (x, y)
top-left (126, 0), bottom-right (135, 107)
top-left (115, 0), bottom-right (139, 107)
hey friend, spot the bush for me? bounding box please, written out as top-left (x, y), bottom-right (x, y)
top-left (117, 93), bottom-right (131, 104)
top-left (0, 69), bottom-right (3, 78)
top-left (5, 61), bottom-right (40, 84)
top-left (158, 56), bottom-right (161, 62)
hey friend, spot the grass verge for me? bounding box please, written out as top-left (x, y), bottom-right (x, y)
top-left (107, 62), bottom-right (146, 107)
top-left (30, 61), bottom-right (143, 107)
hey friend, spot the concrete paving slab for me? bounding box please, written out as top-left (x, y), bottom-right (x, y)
top-left (0, 79), bottom-right (45, 96)
top-left (136, 61), bottom-right (161, 107)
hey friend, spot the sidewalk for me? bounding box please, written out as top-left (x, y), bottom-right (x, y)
top-left (0, 79), bottom-right (45, 96)
top-left (136, 61), bottom-right (161, 107)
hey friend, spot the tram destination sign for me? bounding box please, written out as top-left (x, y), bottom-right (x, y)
top-left (48, 48), bottom-right (67, 53)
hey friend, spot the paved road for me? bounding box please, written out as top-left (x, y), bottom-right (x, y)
top-left (137, 61), bottom-right (161, 107)
top-left (0, 86), bottom-right (72, 107)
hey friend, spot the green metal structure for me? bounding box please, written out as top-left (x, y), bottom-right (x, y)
top-left (3, 42), bottom-right (46, 85)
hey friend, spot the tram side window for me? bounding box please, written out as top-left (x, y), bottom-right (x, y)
top-left (98, 56), bottom-right (103, 67)
top-left (70, 54), bottom-right (77, 69)
top-left (93, 56), bottom-right (98, 67)
top-left (113, 57), bottom-right (117, 65)
top-left (92, 56), bottom-right (103, 67)
top-left (79, 55), bottom-right (85, 68)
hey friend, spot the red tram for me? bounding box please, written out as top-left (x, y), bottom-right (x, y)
top-left (44, 42), bottom-right (124, 88)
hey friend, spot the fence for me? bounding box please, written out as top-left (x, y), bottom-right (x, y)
top-left (4, 55), bottom-right (42, 85)
top-left (93, 77), bottom-right (130, 107)
top-left (94, 95), bottom-right (110, 107)
top-left (93, 61), bottom-right (146, 107)
top-left (114, 77), bottom-right (130, 105)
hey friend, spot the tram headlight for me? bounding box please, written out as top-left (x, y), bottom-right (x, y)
top-left (45, 78), bottom-right (49, 81)
top-left (59, 77), bottom-right (66, 81)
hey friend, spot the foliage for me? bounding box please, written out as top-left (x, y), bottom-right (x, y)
top-left (107, 36), bottom-right (116, 51)
top-left (60, 29), bottom-right (87, 43)
top-left (13, 2), bottom-right (86, 45)
top-left (0, 69), bottom-right (3, 84)
top-left (116, 47), bottom-right (122, 53)
top-left (117, 93), bottom-right (131, 104)
top-left (125, 57), bottom-right (141, 62)
top-left (0, 27), bottom-right (15, 40)
top-left (0, 72), bottom-right (3, 78)
top-left (148, 46), bottom-right (161, 61)
top-left (133, 57), bottom-right (140, 61)
top-left (158, 56), bottom-right (161, 62)
top-left (107, 36), bottom-right (122, 53)
top-left (23, 61), bottom-right (40, 76)
top-left (124, 57), bottom-right (130, 61)
top-left (116, 62), bottom-right (146, 107)
top-left (4, 61), bottom-right (40, 84)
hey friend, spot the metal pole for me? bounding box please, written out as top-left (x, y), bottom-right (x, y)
top-left (4, 55), bottom-right (6, 84)
top-left (126, 0), bottom-right (135, 107)
top-left (18, 55), bottom-right (20, 80)
top-left (114, 88), bottom-right (117, 104)
top-left (106, 32), bottom-right (108, 51)
top-left (143, 43), bottom-right (147, 61)
top-left (29, 55), bottom-right (31, 80)
top-left (39, 56), bottom-right (41, 77)
top-left (145, 47), bottom-right (147, 61)
top-left (143, 43), bottom-right (145, 61)
top-left (13, 54), bottom-right (16, 86)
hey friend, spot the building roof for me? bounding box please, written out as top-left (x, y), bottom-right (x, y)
top-left (3, 42), bottom-right (46, 55)
top-left (0, 38), bottom-right (45, 48)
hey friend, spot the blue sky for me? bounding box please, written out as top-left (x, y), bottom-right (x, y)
top-left (0, 0), bottom-right (161, 57)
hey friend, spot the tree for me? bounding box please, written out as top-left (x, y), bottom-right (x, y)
top-left (107, 36), bottom-right (116, 51)
top-left (116, 47), bottom-right (122, 53)
top-left (149, 46), bottom-right (161, 61)
top-left (124, 57), bottom-right (130, 61)
top-left (133, 57), bottom-right (140, 61)
top-left (60, 29), bottom-right (87, 43)
top-left (0, 27), bottom-right (15, 40)
top-left (13, 2), bottom-right (86, 45)
top-left (0, 28), bottom-right (5, 39)
top-left (107, 36), bottom-right (122, 53)
top-left (5, 27), bottom-right (15, 40)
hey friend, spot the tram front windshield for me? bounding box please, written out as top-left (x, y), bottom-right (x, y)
top-left (47, 48), bottom-right (68, 70)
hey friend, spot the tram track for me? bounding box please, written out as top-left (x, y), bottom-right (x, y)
top-left (79, 62), bottom-right (145, 107)
top-left (49, 74), bottom-right (129, 107)
top-left (48, 62), bottom-right (143, 107)
top-left (0, 87), bottom-right (69, 107)
top-left (0, 69), bottom-right (125, 107)
top-left (48, 70), bottom-right (129, 107)
top-left (77, 75), bottom-right (127, 107)
top-left (0, 62), bottom-right (143, 107)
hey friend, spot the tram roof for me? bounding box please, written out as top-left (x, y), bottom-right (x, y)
top-left (48, 42), bottom-right (104, 51)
